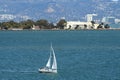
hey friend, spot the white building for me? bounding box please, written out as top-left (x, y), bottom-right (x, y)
top-left (86, 14), bottom-right (97, 22)
top-left (115, 19), bottom-right (120, 24)
top-left (0, 14), bottom-right (30, 22)
top-left (0, 14), bottom-right (16, 21)
top-left (64, 21), bottom-right (99, 30)
top-left (102, 17), bottom-right (115, 24)
top-left (32, 25), bottom-right (40, 30)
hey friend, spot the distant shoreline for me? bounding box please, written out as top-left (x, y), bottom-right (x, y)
top-left (1, 28), bottom-right (120, 31)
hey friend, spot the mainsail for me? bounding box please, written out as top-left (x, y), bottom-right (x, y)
top-left (46, 52), bottom-right (51, 68)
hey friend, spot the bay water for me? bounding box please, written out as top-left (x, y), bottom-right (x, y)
top-left (0, 30), bottom-right (120, 80)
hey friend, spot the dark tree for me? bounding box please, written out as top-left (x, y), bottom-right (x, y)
top-left (36, 19), bottom-right (49, 29)
top-left (104, 24), bottom-right (110, 29)
top-left (57, 19), bottom-right (67, 29)
top-left (97, 22), bottom-right (104, 29)
top-left (20, 19), bottom-right (35, 29)
top-left (91, 21), bottom-right (95, 29)
top-left (91, 21), bottom-right (95, 26)
top-left (48, 23), bottom-right (55, 29)
top-left (84, 24), bottom-right (87, 29)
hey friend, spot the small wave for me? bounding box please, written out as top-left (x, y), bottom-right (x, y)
top-left (0, 70), bottom-right (38, 73)
top-left (0, 70), bottom-right (16, 73)
top-left (19, 71), bottom-right (37, 73)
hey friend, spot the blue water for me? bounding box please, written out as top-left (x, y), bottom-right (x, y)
top-left (0, 30), bottom-right (120, 80)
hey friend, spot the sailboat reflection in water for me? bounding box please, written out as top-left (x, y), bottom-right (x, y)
top-left (38, 44), bottom-right (57, 73)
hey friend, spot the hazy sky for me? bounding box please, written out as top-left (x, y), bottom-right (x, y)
top-left (111, 0), bottom-right (119, 1)
top-left (10, 0), bottom-right (119, 1)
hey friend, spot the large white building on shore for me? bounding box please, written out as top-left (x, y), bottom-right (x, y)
top-left (64, 13), bottom-right (100, 30)
top-left (64, 21), bottom-right (99, 30)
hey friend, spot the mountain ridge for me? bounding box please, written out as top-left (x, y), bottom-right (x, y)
top-left (0, 0), bottom-right (120, 22)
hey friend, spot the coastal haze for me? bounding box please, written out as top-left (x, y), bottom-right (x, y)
top-left (0, 0), bottom-right (120, 22)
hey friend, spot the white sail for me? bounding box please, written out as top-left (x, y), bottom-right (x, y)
top-left (46, 52), bottom-right (51, 68)
top-left (51, 46), bottom-right (57, 72)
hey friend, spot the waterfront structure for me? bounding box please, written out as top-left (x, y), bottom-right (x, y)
top-left (0, 14), bottom-right (16, 22)
top-left (0, 14), bottom-right (30, 22)
top-left (86, 14), bottom-right (97, 22)
top-left (10, 28), bottom-right (23, 31)
top-left (102, 17), bottom-right (115, 24)
top-left (32, 25), bottom-right (40, 30)
top-left (115, 19), bottom-right (120, 24)
top-left (64, 21), bottom-right (99, 30)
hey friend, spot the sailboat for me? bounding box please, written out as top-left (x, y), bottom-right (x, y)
top-left (38, 44), bottom-right (57, 73)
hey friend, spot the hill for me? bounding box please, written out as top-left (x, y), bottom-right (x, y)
top-left (0, 0), bottom-right (120, 22)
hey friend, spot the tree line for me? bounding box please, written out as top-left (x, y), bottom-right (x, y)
top-left (0, 19), bottom-right (67, 30)
top-left (0, 19), bottom-right (110, 30)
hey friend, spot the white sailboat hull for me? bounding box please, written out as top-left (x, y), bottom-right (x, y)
top-left (38, 68), bottom-right (57, 73)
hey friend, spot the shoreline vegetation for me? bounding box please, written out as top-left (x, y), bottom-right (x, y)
top-left (0, 19), bottom-right (117, 31)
